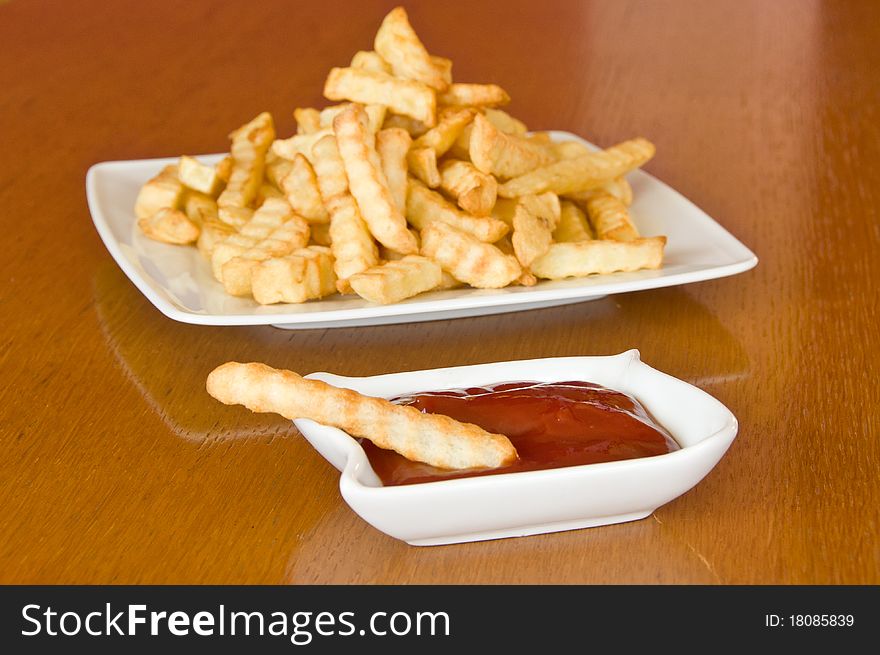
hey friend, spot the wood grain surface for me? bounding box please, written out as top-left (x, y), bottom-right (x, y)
top-left (1, 0), bottom-right (877, 584)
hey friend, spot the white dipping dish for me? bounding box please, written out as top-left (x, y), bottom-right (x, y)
top-left (294, 350), bottom-right (738, 546)
top-left (86, 132), bottom-right (756, 329)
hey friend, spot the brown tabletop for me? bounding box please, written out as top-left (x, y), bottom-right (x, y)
top-left (1, 0), bottom-right (878, 584)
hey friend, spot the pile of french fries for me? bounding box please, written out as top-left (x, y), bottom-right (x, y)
top-left (135, 7), bottom-right (666, 306)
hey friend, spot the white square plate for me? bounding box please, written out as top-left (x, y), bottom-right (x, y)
top-left (295, 351), bottom-right (738, 545)
top-left (86, 132), bottom-right (757, 329)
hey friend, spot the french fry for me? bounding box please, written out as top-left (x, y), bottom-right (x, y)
top-left (511, 201), bottom-right (553, 267)
top-left (437, 270), bottom-right (464, 290)
top-left (373, 7), bottom-right (448, 91)
top-left (138, 208), bottom-right (199, 245)
top-left (483, 108), bottom-right (527, 135)
top-left (565, 176), bottom-right (633, 207)
top-left (212, 198), bottom-right (307, 282)
top-left (382, 112), bottom-right (429, 137)
top-left (349, 255), bottom-right (442, 304)
top-left (421, 221), bottom-right (522, 288)
top-left (217, 112), bottom-right (275, 208)
top-left (134, 165), bottom-right (183, 220)
top-left (530, 237), bottom-right (666, 279)
top-left (218, 206), bottom-right (254, 230)
top-left (279, 154), bottom-right (330, 224)
top-left (407, 146), bottom-right (440, 187)
top-left (498, 137), bottom-right (655, 197)
top-left (519, 192), bottom-right (560, 229)
top-left (182, 190), bottom-right (218, 226)
top-left (251, 246), bottom-right (337, 305)
top-left (406, 179), bottom-right (509, 242)
top-left (438, 159), bottom-right (497, 216)
top-left (294, 107), bottom-right (322, 135)
top-left (553, 200), bottom-right (594, 242)
top-left (310, 134), bottom-right (349, 203)
top-left (438, 83), bottom-right (510, 108)
top-left (208, 362), bottom-right (518, 469)
top-left (319, 103), bottom-right (387, 133)
top-left (256, 182), bottom-right (284, 207)
top-left (490, 196), bottom-right (518, 226)
top-left (215, 155), bottom-right (233, 184)
top-left (583, 191), bottom-right (639, 241)
top-left (197, 218), bottom-right (237, 260)
top-left (375, 128), bottom-right (411, 212)
top-left (309, 222), bottom-right (332, 247)
top-left (550, 140), bottom-right (591, 160)
top-left (351, 50), bottom-right (392, 74)
top-left (324, 67), bottom-right (436, 126)
top-left (327, 193), bottom-right (380, 291)
top-left (411, 107), bottom-right (475, 156)
top-left (333, 104), bottom-right (418, 254)
top-left (271, 128), bottom-right (333, 161)
top-left (178, 156), bottom-right (221, 196)
top-left (431, 55), bottom-right (453, 87)
top-left (469, 113), bottom-right (555, 179)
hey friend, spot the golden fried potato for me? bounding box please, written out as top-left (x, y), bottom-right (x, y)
top-left (530, 237), bottom-right (666, 279)
top-left (469, 113), bottom-right (555, 179)
top-left (327, 193), bottom-right (380, 290)
top-left (498, 137), bottom-right (655, 197)
top-left (310, 134), bottom-right (349, 203)
top-left (208, 362), bottom-right (518, 469)
top-left (138, 208), bottom-right (199, 245)
top-left (217, 206), bottom-right (254, 230)
top-left (483, 108), bottom-right (527, 135)
top-left (584, 190), bottom-right (639, 241)
top-left (350, 50), bottom-right (392, 74)
top-left (280, 154), bottom-right (329, 224)
top-left (294, 107), bottom-right (322, 135)
top-left (178, 156), bottom-right (222, 196)
top-left (217, 112), bottom-right (275, 208)
top-left (438, 83), bottom-right (510, 108)
top-left (349, 255), bottom-right (442, 304)
top-left (438, 159), bottom-right (497, 216)
top-left (324, 67), bottom-right (436, 126)
top-left (381, 112), bottom-right (430, 137)
top-left (134, 164), bottom-right (183, 220)
top-left (511, 201), bottom-right (553, 267)
top-left (421, 221), bottom-right (522, 288)
top-left (407, 146), bottom-right (440, 187)
top-left (565, 176), bottom-right (633, 207)
top-left (406, 178), bottom-right (508, 242)
top-left (374, 7), bottom-right (448, 91)
top-left (319, 103), bottom-right (387, 134)
top-left (334, 104), bottom-right (418, 254)
top-left (553, 200), bottom-right (594, 242)
top-left (197, 218), bottom-right (237, 260)
top-left (182, 190), bottom-right (218, 226)
top-left (375, 128), bottom-right (411, 212)
top-left (412, 107), bottom-right (475, 156)
top-left (251, 246), bottom-right (337, 305)
top-left (271, 128), bottom-right (333, 162)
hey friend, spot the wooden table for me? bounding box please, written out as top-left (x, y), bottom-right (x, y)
top-left (1, 0), bottom-right (877, 585)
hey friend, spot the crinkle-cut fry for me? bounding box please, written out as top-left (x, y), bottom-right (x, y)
top-left (351, 49), bottom-right (392, 74)
top-left (197, 218), bottom-right (236, 260)
top-left (206, 362), bottom-right (517, 470)
top-left (319, 104), bottom-right (387, 133)
top-left (215, 155), bottom-right (234, 184)
top-left (375, 128), bottom-right (411, 212)
top-left (430, 55), bottom-right (453, 87)
top-left (382, 112), bottom-right (429, 138)
top-left (178, 156), bottom-right (221, 196)
top-left (310, 133), bottom-right (349, 204)
top-left (438, 83), bottom-right (510, 108)
top-left (412, 108), bottom-right (475, 156)
top-left (438, 159), bottom-right (497, 217)
top-left (328, 193), bottom-right (380, 291)
top-left (566, 176), bottom-right (633, 207)
top-left (183, 190), bottom-right (218, 227)
top-left (530, 237), bottom-right (666, 280)
top-left (373, 7), bottom-right (448, 91)
top-left (217, 112), bottom-right (275, 208)
top-left (421, 222), bottom-right (522, 289)
top-left (256, 182), bottom-right (284, 208)
top-left (271, 128), bottom-right (333, 161)
top-left (221, 218), bottom-right (311, 296)
top-left (407, 146), bottom-right (440, 187)
top-left (279, 154), bottom-right (330, 224)
top-left (584, 191), bottom-right (639, 241)
top-left (553, 200), bottom-right (594, 242)
top-left (218, 206), bottom-right (254, 230)
top-left (349, 255), bottom-right (442, 304)
top-left (483, 108), bottom-right (527, 135)
top-left (294, 108), bottom-right (322, 135)
top-left (211, 198), bottom-right (303, 280)
top-left (469, 114), bottom-right (555, 179)
top-left (324, 67), bottom-right (436, 127)
top-left (406, 178), bottom-right (509, 242)
top-left (334, 104), bottom-right (418, 254)
top-left (498, 137), bottom-right (655, 197)
top-left (309, 222), bottom-right (332, 246)
top-left (134, 164), bottom-right (183, 220)
top-left (550, 140), bottom-right (592, 160)
top-left (138, 208), bottom-right (199, 245)
top-left (519, 192), bottom-right (561, 230)
top-left (511, 202), bottom-right (553, 268)
top-left (252, 246), bottom-right (337, 305)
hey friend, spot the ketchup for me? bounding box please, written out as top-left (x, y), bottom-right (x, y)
top-left (360, 381), bottom-right (679, 486)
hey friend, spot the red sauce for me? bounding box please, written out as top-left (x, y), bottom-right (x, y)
top-left (360, 381), bottom-right (680, 486)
